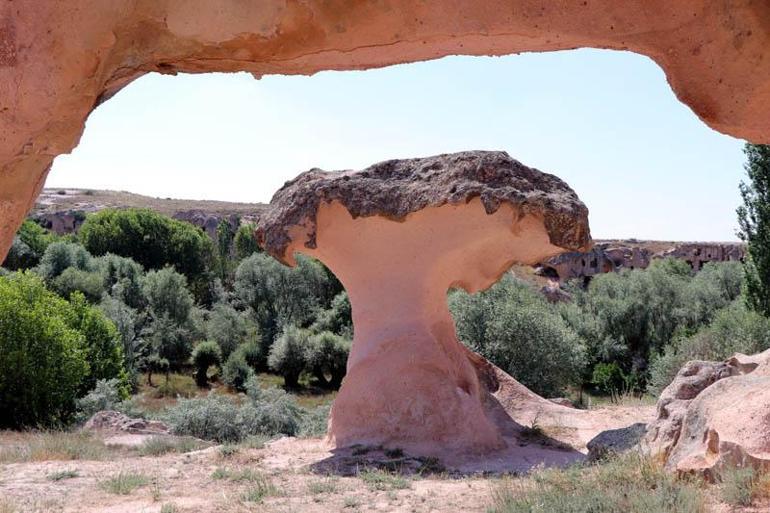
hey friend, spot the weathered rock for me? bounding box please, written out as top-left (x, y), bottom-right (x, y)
top-left (642, 350), bottom-right (770, 479)
top-left (537, 241), bottom-right (745, 283)
top-left (258, 151), bottom-right (590, 264)
top-left (258, 151), bottom-right (589, 455)
top-left (3, 1), bottom-right (770, 261)
top-left (83, 410), bottom-right (170, 436)
top-left (587, 422), bottom-right (647, 462)
top-left (172, 210), bottom-right (241, 240)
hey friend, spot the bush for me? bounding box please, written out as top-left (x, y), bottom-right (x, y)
top-left (299, 404), bottom-right (331, 437)
top-left (648, 300), bottom-right (770, 394)
top-left (450, 275), bottom-right (586, 397)
top-left (304, 331), bottom-right (351, 389)
top-left (268, 326), bottom-right (310, 389)
top-left (237, 341), bottom-right (262, 370)
top-left (75, 378), bottom-right (124, 422)
top-left (165, 381), bottom-right (305, 442)
top-left (51, 267), bottom-right (105, 302)
top-left (222, 351), bottom-right (254, 392)
top-left (0, 272), bottom-right (89, 427)
top-left (37, 241), bottom-right (93, 280)
top-left (590, 362), bottom-right (630, 395)
top-left (242, 377), bottom-right (303, 436)
top-left (78, 208), bottom-right (214, 280)
top-left (4, 237), bottom-right (38, 271)
top-left (192, 341), bottom-right (222, 387)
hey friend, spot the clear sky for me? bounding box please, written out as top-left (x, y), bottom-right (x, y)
top-left (47, 48), bottom-right (747, 241)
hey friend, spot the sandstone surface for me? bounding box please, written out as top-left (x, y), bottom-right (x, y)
top-left (2, 1), bottom-right (770, 260)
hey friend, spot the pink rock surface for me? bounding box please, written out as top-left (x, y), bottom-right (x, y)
top-left (643, 349), bottom-right (770, 479)
top-left (257, 151), bottom-right (599, 455)
top-left (3, 1), bottom-right (770, 260)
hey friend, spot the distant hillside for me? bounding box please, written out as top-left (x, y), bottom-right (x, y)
top-left (32, 188), bottom-right (267, 238)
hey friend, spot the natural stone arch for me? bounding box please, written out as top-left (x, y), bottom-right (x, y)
top-left (2, 1), bottom-right (770, 259)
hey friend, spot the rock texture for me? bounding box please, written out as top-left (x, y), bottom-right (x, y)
top-left (587, 422), bottom-right (647, 462)
top-left (642, 350), bottom-right (770, 479)
top-left (258, 151), bottom-right (589, 454)
top-left (2, 1), bottom-right (770, 261)
top-left (258, 151), bottom-right (590, 263)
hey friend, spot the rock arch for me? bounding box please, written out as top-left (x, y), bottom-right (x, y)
top-left (2, 1), bottom-right (770, 258)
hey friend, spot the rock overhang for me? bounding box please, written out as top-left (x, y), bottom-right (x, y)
top-left (257, 150), bottom-right (591, 266)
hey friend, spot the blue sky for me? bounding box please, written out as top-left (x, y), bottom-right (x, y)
top-left (48, 49), bottom-right (746, 241)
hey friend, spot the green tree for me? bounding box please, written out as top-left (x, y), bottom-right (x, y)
top-left (450, 275), bottom-right (586, 397)
top-left (2, 220), bottom-right (59, 270)
top-left (191, 341), bottom-right (222, 387)
top-left (737, 143), bottom-right (770, 317)
top-left (233, 223), bottom-right (260, 260)
top-left (207, 302), bottom-right (258, 360)
top-left (216, 218), bottom-right (236, 282)
top-left (268, 326), bottom-right (310, 389)
top-left (36, 241), bottom-right (93, 280)
top-left (304, 331), bottom-right (351, 389)
top-left (78, 209), bottom-right (215, 299)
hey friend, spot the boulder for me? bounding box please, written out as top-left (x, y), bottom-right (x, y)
top-left (83, 410), bottom-right (170, 436)
top-left (642, 349), bottom-right (770, 479)
top-left (587, 422), bottom-right (647, 462)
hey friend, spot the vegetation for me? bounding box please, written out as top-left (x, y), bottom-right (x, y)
top-left (100, 472), bottom-right (149, 495)
top-left (488, 454), bottom-right (706, 513)
top-left (0, 272), bottom-right (124, 428)
top-left (738, 143), bottom-right (770, 317)
top-left (450, 275), bottom-right (586, 397)
top-left (191, 341), bottom-right (222, 387)
top-left (720, 465), bottom-right (770, 507)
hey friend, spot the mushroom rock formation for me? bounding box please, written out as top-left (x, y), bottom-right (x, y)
top-left (3, 1), bottom-right (770, 261)
top-left (642, 349), bottom-right (770, 479)
top-left (258, 150), bottom-right (590, 454)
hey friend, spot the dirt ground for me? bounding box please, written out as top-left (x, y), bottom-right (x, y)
top-left (0, 404), bottom-right (763, 513)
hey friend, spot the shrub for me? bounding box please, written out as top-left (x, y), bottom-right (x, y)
top-left (0, 272), bottom-right (89, 428)
top-left (591, 362), bottom-right (629, 395)
top-left (649, 300), bottom-right (770, 394)
top-left (299, 404), bottom-right (331, 437)
top-left (450, 275), bottom-right (586, 397)
top-left (165, 384), bottom-right (305, 442)
top-left (3, 237), bottom-right (38, 271)
top-left (36, 241), bottom-right (93, 280)
top-left (75, 378), bottom-right (124, 422)
top-left (242, 377), bottom-right (303, 436)
top-left (304, 331), bottom-right (351, 388)
top-left (268, 326), bottom-right (310, 388)
top-left (191, 341), bottom-right (222, 387)
top-left (237, 341), bottom-right (262, 370)
top-left (165, 394), bottom-right (243, 442)
top-left (78, 208), bottom-right (214, 280)
top-left (51, 267), bottom-right (105, 302)
top-left (100, 471), bottom-right (149, 495)
top-left (222, 351), bottom-right (254, 392)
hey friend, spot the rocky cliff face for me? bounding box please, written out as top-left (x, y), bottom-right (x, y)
top-left (537, 241), bottom-right (745, 283)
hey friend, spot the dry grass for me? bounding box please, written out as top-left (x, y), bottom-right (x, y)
top-left (488, 453), bottom-right (707, 513)
top-left (0, 432), bottom-right (109, 463)
top-left (100, 471), bottom-right (150, 495)
top-left (137, 436), bottom-right (209, 456)
top-left (720, 465), bottom-right (770, 507)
